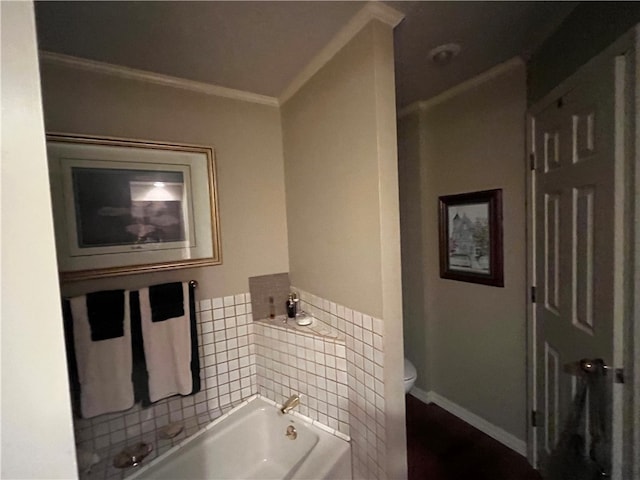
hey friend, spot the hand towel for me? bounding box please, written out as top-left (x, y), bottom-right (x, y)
top-left (86, 289), bottom-right (125, 340)
top-left (69, 290), bottom-right (134, 418)
top-left (139, 282), bottom-right (199, 403)
top-left (149, 282), bottom-right (184, 322)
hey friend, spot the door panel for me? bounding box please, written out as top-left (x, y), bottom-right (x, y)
top-left (533, 56), bottom-right (616, 475)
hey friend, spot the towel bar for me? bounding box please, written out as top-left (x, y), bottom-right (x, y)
top-left (189, 280), bottom-right (198, 288)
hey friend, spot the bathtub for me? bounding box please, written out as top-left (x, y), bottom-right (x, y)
top-left (126, 396), bottom-right (351, 480)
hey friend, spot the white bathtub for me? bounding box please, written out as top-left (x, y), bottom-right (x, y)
top-left (126, 396), bottom-right (351, 480)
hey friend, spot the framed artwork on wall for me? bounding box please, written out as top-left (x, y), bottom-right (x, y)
top-left (438, 188), bottom-right (503, 287)
top-left (46, 134), bottom-right (222, 281)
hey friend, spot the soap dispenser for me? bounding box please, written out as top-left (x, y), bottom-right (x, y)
top-left (286, 294), bottom-right (296, 318)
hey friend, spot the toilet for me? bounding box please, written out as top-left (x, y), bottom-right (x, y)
top-left (403, 358), bottom-right (417, 393)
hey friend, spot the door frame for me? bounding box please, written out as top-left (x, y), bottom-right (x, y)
top-left (525, 25), bottom-right (639, 479)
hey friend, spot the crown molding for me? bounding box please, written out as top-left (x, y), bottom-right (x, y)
top-left (39, 51), bottom-right (279, 107)
top-left (397, 56), bottom-right (525, 119)
top-left (279, 1), bottom-right (404, 105)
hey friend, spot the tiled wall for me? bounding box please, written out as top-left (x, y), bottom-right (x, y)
top-left (74, 293), bottom-right (257, 480)
top-left (295, 289), bottom-right (387, 480)
top-left (73, 288), bottom-right (387, 480)
top-left (254, 321), bottom-right (350, 436)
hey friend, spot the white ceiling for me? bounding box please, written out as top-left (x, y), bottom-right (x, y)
top-left (34, 1), bottom-right (577, 109)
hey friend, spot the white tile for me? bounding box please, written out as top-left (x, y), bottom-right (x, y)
top-left (364, 344), bottom-right (374, 362)
top-left (200, 309), bottom-right (213, 322)
top-left (373, 334), bottom-right (383, 351)
top-left (213, 309), bottom-right (224, 320)
top-left (374, 365), bottom-right (384, 382)
top-left (365, 373), bottom-right (375, 390)
top-left (110, 429), bottom-right (125, 444)
top-left (141, 420), bottom-right (155, 434)
top-left (362, 315), bottom-right (373, 332)
top-left (153, 403), bottom-right (168, 416)
top-left (183, 406), bottom-right (195, 419)
top-left (202, 322), bottom-right (214, 334)
top-left (212, 297), bottom-right (224, 309)
top-left (354, 339), bottom-right (363, 356)
top-left (216, 352), bottom-right (227, 363)
top-left (346, 322), bottom-right (354, 337)
top-left (374, 350), bottom-right (384, 367)
top-left (373, 317), bottom-right (384, 335)
top-left (202, 342), bottom-right (215, 355)
top-left (374, 379), bottom-right (384, 394)
top-left (363, 329), bottom-right (373, 347)
top-left (234, 294), bottom-right (245, 304)
top-left (201, 332), bottom-right (214, 345)
top-left (109, 417), bottom-right (125, 431)
top-left (200, 298), bottom-right (212, 311)
top-left (223, 296), bottom-right (234, 307)
top-left (325, 355), bottom-right (336, 369)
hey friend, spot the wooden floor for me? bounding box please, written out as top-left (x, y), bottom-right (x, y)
top-left (406, 394), bottom-right (542, 480)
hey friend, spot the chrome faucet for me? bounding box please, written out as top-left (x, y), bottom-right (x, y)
top-left (280, 394), bottom-right (300, 414)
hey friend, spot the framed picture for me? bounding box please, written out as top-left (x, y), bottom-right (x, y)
top-left (47, 134), bottom-right (222, 281)
top-left (438, 189), bottom-right (503, 287)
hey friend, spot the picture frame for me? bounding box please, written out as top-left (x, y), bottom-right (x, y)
top-left (438, 189), bottom-right (503, 287)
top-left (46, 133), bottom-right (222, 281)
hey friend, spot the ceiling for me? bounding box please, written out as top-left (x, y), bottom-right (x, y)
top-left (34, 1), bottom-right (577, 109)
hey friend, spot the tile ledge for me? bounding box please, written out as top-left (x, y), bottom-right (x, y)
top-left (254, 316), bottom-right (345, 342)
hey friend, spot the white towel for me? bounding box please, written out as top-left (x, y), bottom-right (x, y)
top-left (70, 293), bottom-right (134, 418)
top-left (139, 282), bottom-right (192, 402)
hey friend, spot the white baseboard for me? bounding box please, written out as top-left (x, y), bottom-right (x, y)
top-left (409, 387), bottom-right (527, 457)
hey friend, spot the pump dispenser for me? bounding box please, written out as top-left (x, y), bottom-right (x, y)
top-left (286, 294), bottom-right (296, 318)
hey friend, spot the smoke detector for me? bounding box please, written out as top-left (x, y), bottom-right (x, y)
top-left (429, 43), bottom-right (461, 66)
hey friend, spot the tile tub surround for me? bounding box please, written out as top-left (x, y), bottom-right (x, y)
top-left (254, 320), bottom-right (350, 436)
top-left (73, 293), bottom-right (257, 480)
top-left (293, 289), bottom-right (387, 480)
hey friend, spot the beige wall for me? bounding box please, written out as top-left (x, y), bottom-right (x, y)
top-left (401, 62), bottom-right (528, 441)
top-left (1, 2), bottom-right (77, 477)
top-left (282, 21), bottom-right (406, 479)
top-left (40, 62), bottom-right (289, 300)
top-left (282, 24), bottom-right (382, 318)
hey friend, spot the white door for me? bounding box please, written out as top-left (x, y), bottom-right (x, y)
top-left (530, 39), bottom-right (634, 478)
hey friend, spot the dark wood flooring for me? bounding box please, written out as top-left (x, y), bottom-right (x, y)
top-left (406, 394), bottom-right (543, 480)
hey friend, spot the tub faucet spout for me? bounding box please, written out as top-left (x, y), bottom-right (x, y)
top-left (280, 394), bottom-right (300, 414)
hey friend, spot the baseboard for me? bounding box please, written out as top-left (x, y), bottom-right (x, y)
top-left (409, 387), bottom-right (527, 457)
top-left (408, 386), bottom-right (433, 405)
